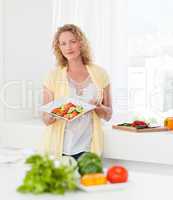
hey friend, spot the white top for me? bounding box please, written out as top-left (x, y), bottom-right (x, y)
top-left (63, 75), bottom-right (99, 155)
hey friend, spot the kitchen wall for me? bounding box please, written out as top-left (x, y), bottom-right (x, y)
top-left (0, 0), bottom-right (128, 122)
top-left (0, 0), bottom-right (53, 121)
top-left (0, 0), bottom-right (4, 121)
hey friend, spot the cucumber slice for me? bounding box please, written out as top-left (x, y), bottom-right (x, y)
top-left (75, 105), bottom-right (84, 113)
top-left (67, 106), bottom-right (76, 114)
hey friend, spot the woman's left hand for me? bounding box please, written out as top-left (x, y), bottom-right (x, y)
top-left (89, 84), bottom-right (112, 121)
top-left (89, 99), bottom-right (112, 121)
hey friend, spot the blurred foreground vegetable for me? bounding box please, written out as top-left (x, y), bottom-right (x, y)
top-left (107, 165), bottom-right (128, 183)
top-left (17, 154), bottom-right (78, 195)
top-left (77, 152), bottom-right (103, 175)
top-left (80, 173), bottom-right (107, 186)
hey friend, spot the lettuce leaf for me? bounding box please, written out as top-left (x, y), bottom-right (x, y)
top-left (17, 154), bottom-right (77, 195)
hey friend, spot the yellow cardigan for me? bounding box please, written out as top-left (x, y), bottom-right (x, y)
top-left (43, 64), bottom-right (109, 159)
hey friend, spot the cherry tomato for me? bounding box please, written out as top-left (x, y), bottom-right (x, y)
top-left (71, 111), bottom-right (78, 118)
top-left (106, 166), bottom-right (128, 183)
top-left (64, 102), bottom-right (76, 111)
top-left (63, 114), bottom-right (71, 120)
top-left (67, 102), bottom-right (76, 107)
top-left (51, 108), bottom-right (62, 115)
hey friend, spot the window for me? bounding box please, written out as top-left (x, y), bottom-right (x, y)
top-left (128, 0), bottom-right (173, 121)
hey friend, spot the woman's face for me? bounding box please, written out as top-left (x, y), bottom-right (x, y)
top-left (58, 31), bottom-right (81, 61)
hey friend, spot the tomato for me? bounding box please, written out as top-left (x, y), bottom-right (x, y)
top-left (67, 102), bottom-right (76, 107)
top-left (63, 114), bottom-right (71, 119)
top-left (59, 107), bottom-right (68, 116)
top-left (131, 120), bottom-right (147, 127)
top-left (71, 111), bottom-right (78, 118)
top-left (106, 166), bottom-right (128, 183)
top-left (64, 102), bottom-right (76, 111)
top-left (51, 108), bottom-right (62, 115)
top-left (51, 108), bottom-right (65, 116)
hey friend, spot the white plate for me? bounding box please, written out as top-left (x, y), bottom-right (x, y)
top-left (78, 181), bottom-right (131, 192)
top-left (39, 97), bottom-right (96, 122)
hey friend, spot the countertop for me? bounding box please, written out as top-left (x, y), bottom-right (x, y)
top-left (1, 120), bottom-right (173, 200)
top-left (1, 163), bottom-right (173, 200)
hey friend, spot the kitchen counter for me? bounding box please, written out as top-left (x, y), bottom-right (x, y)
top-left (1, 121), bottom-right (173, 200)
top-left (103, 126), bottom-right (173, 165)
top-left (1, 163), bottom-right (173, 200)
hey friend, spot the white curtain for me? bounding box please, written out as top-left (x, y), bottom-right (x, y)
top-left (52, 0), bottom-right (128, 120)
top-left (52, 0), bottom-right (112, 71)
top-left (0, 0), bottom-right (4, 121)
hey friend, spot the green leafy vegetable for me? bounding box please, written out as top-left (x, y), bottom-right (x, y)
top-left (117, 123), bottom-right (132, 126)
top-left (17, 154), bottom-right (77, 195)
top-left (77, 152), bottom-right (103, 175)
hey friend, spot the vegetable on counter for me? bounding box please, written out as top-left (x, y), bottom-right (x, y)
top-left (80, 173), bottom-right (107, 186)
top-left (106, 165), bottom-right (128, 183)
top-left (131, 120), bottom-right (148, 128)
top-left (17, 154), bottom-right (78, 195)
top-left (77, 152), bottom-right (103, 176)
top-left (17, 153), bottom-right (130, 194)
top-left (117, 120), bottom-right (149, 129)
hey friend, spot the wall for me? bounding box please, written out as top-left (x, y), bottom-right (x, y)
top-left (0, 0), bottom-right (53, 121)
top-left (0, 0), bottom-right (128, 122)
top-left (111, 0), bottom-right (128, 117)
top-left (0, 0), bottom-right (5, 121)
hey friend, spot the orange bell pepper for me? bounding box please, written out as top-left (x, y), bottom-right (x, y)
top-left (80, 173), bottom-right (107, 186)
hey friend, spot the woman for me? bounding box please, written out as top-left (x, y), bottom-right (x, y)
top-left (42, 24), bottom-right (112, 160)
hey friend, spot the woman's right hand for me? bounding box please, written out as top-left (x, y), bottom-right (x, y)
top-left (42, 112), bottom-right (56, 126)
top-left (42, 86), bottom-right (56, 126)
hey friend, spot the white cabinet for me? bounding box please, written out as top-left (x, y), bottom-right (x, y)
top-left (103, 127), bottom-right (173, 165)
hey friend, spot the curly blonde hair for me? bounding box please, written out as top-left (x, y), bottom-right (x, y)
top-left (52, 24), bottom-right (92, 67)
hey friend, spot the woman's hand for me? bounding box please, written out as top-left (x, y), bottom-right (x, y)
top-left (96, 104), bottom-right (112, 121)
top-left (42, 112), bottom-right (56, 126)
top-left (42, 87), bottom-right (56, 126)
top-left (90, 101), bottom-right (112, 121)
top-left (89, 84), bottom-right (112, 121)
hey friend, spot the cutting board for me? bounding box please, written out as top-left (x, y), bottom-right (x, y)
top-left (112, 125), bottom-right (170, 133)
